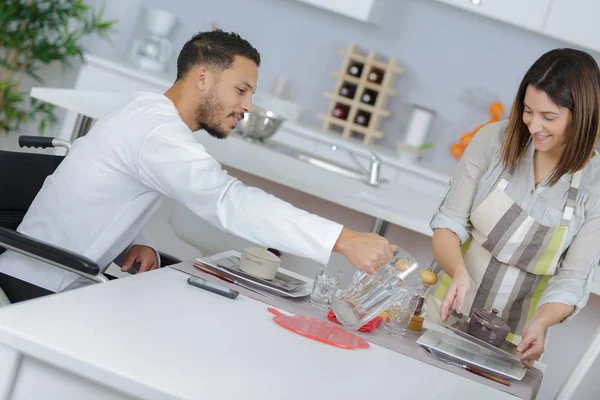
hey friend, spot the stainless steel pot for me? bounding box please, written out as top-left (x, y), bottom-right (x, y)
top-left (237, 106), bottom-right (286, 141)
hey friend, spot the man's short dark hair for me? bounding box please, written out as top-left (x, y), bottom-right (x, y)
top-left (176, 30), bottom-right (261, 80)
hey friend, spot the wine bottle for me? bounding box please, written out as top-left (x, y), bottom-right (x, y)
top-left (361, 89), bottom-right (378, 106)
top-left (332, 103), bottom-right (350, 120)
top-left (367, 67), bottom-right (384, 85)
top-left (339, 82), bottom-right (357, 99)
top-left (354, 110), bottom-right (371, 127)
top-left (347, 61), bottom-right (364, 78)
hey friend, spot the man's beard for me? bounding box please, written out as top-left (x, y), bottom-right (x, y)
top-left (195, 88), bottom-right (230, 140)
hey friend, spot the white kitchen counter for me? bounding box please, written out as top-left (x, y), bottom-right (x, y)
top-left (30, 87), bottom-right (443, 237)
top-left (0, 267), bottom-right (520, 400)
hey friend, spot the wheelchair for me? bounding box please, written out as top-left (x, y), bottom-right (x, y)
top-left (0, 136), bottom-right (181, 304)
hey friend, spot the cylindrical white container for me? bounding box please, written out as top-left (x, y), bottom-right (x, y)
top-left (403, 105), bottom-right (435, 148)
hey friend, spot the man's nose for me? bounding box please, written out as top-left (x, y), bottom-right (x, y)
top-left (242, 97), bottom-right (252, 113)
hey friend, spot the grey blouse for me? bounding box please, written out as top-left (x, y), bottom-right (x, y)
top-left (430, 120), bottom-right (600, 319)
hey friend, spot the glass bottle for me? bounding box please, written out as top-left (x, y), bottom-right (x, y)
top-left (360, 89), bottom-right (378, 106)
top-left (347, 61), bottom-right (364, 78)
top-left (367, 67), bottom-right (385, 85)
top-left (339, 82), bottom-right (357, 99)
top-left (354, 110), bottom-right (371, 127)
top-left (408, 269), bottom-right (438, 332)
top-left (332, 103), bottom-right (350, 120)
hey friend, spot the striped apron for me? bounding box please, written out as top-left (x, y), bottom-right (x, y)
top-left (427, 168), bottom-right (582, 344)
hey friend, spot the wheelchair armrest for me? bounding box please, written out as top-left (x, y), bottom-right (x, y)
top-left (0, 227), bottom-right (101, 278)
top-left (158, 251), bottom-right (182, 267)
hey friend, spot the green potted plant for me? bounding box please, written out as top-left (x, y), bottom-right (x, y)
top-left (0, 0), bottom-right (116, 135)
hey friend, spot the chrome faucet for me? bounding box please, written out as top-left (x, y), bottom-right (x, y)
top-left (331, 144), bottom-right (382, 186)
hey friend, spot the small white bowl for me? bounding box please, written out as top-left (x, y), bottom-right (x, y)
top-left (239, 247), bottom-right (281, 280)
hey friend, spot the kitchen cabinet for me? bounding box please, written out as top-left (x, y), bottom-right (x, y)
top-left (433, 0), bottom-right (550, 32)
top-left (57, 54), bottom-right (171, 142)
top-left (293, 0), bottom-right (382, 22)
top-left (541, 0), bottom-right (600, 54)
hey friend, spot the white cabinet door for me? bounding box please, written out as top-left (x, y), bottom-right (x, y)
top-left (57, 55), bottom-right (171, 141)
top-left (434, 0), bottom-right (550, 32)
top-left (294, 0), bottom-right (381, 22)
top-left (542, 0), bottom-right (600, 54)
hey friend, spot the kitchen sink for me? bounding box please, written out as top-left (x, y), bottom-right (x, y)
top-left (295, 153), bottom-right (370, 181)
top-left (257, 140), bottom-right (388, 184)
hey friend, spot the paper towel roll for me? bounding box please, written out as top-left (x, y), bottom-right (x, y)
top-left (404, 105), bottom-right (435, 148)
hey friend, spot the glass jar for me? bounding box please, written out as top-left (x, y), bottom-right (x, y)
top-left (382, 284), bottom-right (419, 337)
top-left (331, 248), bottom-right (419, 331)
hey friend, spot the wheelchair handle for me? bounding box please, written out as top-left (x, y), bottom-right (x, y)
top-left (19, 136), bottom-right (72, 151)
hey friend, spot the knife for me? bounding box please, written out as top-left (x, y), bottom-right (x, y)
top-left (426, 348), bottom-right (511, 386)
top-left (193, 262), bottom-right (276, 300)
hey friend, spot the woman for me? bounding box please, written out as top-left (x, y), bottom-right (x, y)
top-left (427, 48), bottom-right (600, 368)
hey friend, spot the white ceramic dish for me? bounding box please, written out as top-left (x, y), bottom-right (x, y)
top-left (239, 247), bottom-right (281, 280)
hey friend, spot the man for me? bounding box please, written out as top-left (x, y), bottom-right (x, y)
top-left (0, 30), bottom-right (395, 294)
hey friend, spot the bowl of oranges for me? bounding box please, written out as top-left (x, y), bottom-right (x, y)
top-left (449, 101), bottom-right (505, 160)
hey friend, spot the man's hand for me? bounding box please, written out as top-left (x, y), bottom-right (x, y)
top-left (517, 320), bottom-right (546, 368)
top-left (440, 268), bottom-right (471, 320)
top-left (333, 228), bottom-right (396, 274)
top-left (121, 245), bottom-right (159, 274)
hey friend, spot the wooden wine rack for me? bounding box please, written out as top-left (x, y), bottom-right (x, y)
top-left (318, 44), bottom-right (404, 145)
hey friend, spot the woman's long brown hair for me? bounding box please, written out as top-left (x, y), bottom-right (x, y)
top-left (502, 48), bottom-right (600, 185)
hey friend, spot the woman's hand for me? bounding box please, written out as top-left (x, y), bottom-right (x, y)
top-left (440, 268), bottom-right (470, 320)
top-left (517, 321), bottom-right (546, 368)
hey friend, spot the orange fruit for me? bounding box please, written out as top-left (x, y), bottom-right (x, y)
top-left (489, 102), bottom-right (504, 118)
top-left (460, 132), bottom-right (474, 146)
top-left (473, 124), bottom-right (483, 133)
top-left (450, 143), bottom-right (465, 159)
top-left (488, 115), bottom-right (500, 123)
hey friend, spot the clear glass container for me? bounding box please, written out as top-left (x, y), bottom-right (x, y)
top-left (382, 283), bottom-right (427, 337)
top-left (331, 248), bottom-right (419, 331)
top-left (309, 265), bottom-right (343, 309)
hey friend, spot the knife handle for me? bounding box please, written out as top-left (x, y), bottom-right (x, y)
top-left (194, 263), bottom-right (235, 284)
top-left (465, 366), bottom-right (511, 386)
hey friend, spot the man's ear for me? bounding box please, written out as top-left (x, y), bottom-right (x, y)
top-left (193, 66), bottom-right (209, 92)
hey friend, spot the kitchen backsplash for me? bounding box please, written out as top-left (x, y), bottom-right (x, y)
top-left (78, 0), bottom-right (599, 172)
